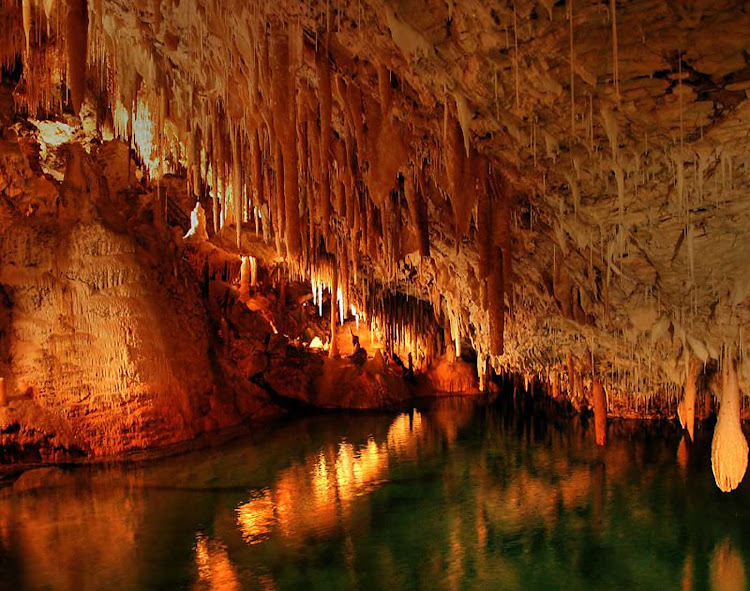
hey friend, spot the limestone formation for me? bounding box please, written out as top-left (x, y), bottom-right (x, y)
top-left (711, 357), bottom-right (749, 492)
top-left (1, 0), bottom-right (749, 490)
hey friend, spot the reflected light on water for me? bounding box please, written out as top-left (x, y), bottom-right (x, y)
top-left (711, 538), bottom-right (747, 591)
top-left (235, 411), bottom-right (424, 545)
top-left (235, 489), bottom-right (276, 545)
top-left (194, 533), bottom-right (241, 591)
top-left (2, 400), bottom-right (748, 590)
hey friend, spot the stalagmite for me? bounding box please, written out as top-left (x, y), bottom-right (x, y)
top-left (66, 0), bottom-right (88, 115)
top-left (711, 358), bottom-right (749, 492)
top-left (0, 377), bottom-right (7, 407)
top-left (249, 256), bottom-right (257, 287)
top-left (593, 379), bottom-right (607, 446)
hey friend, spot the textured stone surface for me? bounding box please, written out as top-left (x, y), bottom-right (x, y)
top-left (2, 0), bottom-right (750, 454)
top-left (31, 0), bottom-right (746, 406)
top-left (0, 131), bottom-right (275, 460)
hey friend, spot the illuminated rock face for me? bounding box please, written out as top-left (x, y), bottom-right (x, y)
top-left (0, 138), bottom-right (260, 459)
top-left (1, 0), bottom-right (750, 485)
top-left (5, 0), bottom-right (740, 403)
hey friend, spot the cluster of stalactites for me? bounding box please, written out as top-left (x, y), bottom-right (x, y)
top-left (435, 159), bottom-right (515, 390)
top-left (362, 283), bottom-right (443, 370)
top-left (90, 8), bottom-right (514, 299)
top-left (3, 0), bottom-right (74, 116)
top-left (286, 252), bottom-right (443, 369)
top-left (6, 2), bottom-right (520, 380)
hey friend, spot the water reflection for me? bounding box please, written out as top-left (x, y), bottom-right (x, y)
top-left (236, 410), bottom-right (425, 546)
top-left (193, 533), bottom-right (241, 591)
top-left (710, 539), bottom-right (747, 591)
top-left (0, 398), bottom-right (748, 590)
top-left (236, 490), bottom-right (275, 545)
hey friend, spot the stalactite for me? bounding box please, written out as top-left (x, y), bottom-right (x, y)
top-left (22, 0), bottom-right (31, 54)
top-left (455, 93), bottom-right (471, 158)
top-left (274, 142), bottom-right (286, 255)
top-left (711, 357), bottom-right (749, 492)
top-left (329, 264), bottom-right (339, 358)
top-left (6, 0), bottom-right (735, 434)
top-left (404, 168), bottom-right (430, 258)
top-left (340, 248), bottom-right (349, 324)
top-left (513, 4), bottom-right (520, 110)
top-left (377, 63), bottom-right (392, 117)
top-left (187, 125), bottom-right (201, 198)
top-left (678, 356), bottom-right (700, 441)
top-left (610, 0), bottom-right (619, 100)
top-left (282, 92), bottom-right (301, 255)
top-left (317, 50), bottom-right (333, 239)
top-left (477, 169), bottom-right (491, 281)
top-left (446, 118), bottom-right (469, 244)
top-left (0, 377), bottom-right (7, 407)
top-left (569, 0), bottom-right (575, 133)
top-left (153, 183), bottom-right (166, 231)
top-left (66, 0), bottom-right (88, 115)
top-left (593, 378), bottom-right (607, 446)
top-left (232, 130), bottom-right (242, 248)
top-left (209, 122), bottom-right (220, 234)
top-left (567, 352), bottom-right (577, 399)
top-left (346, 82), bottom-right (365, 164)
top-left (488, 247), bottom-right (505, 356)
top-left (251, 129), bottom-right (264, 207)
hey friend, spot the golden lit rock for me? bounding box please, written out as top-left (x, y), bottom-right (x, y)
top-left (0, 0), bottom-right (748, 494)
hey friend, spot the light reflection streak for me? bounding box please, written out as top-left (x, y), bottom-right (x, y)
top-left (710, 538), bottom-right (747, 591)
top-left (235, 411), bottom-right (424, 544)
top-left (235, 489), bottom-right (276, 545)
top-left (194, 532), bottom-right (241, 591)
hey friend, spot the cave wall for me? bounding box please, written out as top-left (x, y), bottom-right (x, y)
top-left (0, 127), bottom-right (278, 460)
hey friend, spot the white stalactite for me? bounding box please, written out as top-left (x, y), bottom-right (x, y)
top-left (711, 358), bottom-right (749, 492)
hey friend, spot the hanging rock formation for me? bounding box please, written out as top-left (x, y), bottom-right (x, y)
top-left (711, 356), bottom-right (749, 492)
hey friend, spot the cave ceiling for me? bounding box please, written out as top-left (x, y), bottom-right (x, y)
top-left (3, 0), bottom-right (750, 404)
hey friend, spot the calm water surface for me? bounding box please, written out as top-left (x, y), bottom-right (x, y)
top-left (0, 397), bottom-right (748, 590)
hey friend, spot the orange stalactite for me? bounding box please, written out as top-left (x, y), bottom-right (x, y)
top-left (593, 378), bottom-right (607, 446)
top-left (65, 0), bottom-right (87, 115)
top-left (488, 248), bottom-right (505, 357)
top-left (329, 263), bottom-right (338, 358)
top-left (678, 357), bottom-right (701, 442)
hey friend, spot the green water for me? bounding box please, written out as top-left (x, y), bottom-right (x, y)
top-left (0, 397), bottom-right (748, 590)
